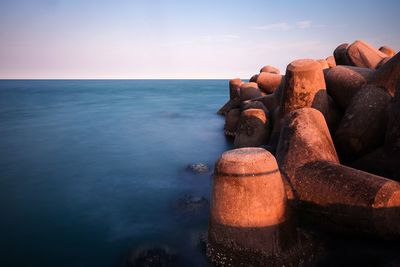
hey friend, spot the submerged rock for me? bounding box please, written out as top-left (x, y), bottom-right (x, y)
top-left (186, 163), bottom-right (210, 173)
top-left (176, 194), bottom-right (209, 213)
top-left (124, 247), bottom-right (178, 267)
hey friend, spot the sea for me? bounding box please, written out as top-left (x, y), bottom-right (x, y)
top-left (1, 79), bottom-right (400, 267)
top-left (0, 80), bottom-right (232, 267)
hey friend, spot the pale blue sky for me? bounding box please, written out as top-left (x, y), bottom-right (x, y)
top-left (0, 0), bottom-right (399, 78)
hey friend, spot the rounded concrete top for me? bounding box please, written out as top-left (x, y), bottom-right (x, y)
top-left (215, 147), bottom-right (278, 176)
top-left (287, 59), bottom-right (321, 72)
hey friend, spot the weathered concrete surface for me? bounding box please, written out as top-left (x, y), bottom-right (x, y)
top-left (260, 65), bottom-right (280, 74)
top-left (346, 40), bottom-right (388, 69)
top-left (379, 46), bottom-right (396, 57)
top-left (324, 65), bottom-right (374, 109)
top-left (334, 85), bottom-right (391, 161)
top-left (224, 108), bottom-right (241, 137)
top-left (333, 43), bottom-right (351, 65)
top-left (239, 82), bottom-right (262, 101)
top-left (234, 108), bottom-right (269, 148)
top-left (276, 108), bottom-right (339, 199)
top-left (256, 72), bottom-right (283, 94)
top-left (294, 160), bottom-right (400, 238)
top-left (208, 148), bottom-right (297, 258)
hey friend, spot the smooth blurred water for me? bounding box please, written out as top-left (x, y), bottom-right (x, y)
top-left (0, 80), bottom-right (232, 267)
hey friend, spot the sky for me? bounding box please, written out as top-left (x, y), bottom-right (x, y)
top-left (0, 0), bottom-right (399, 79)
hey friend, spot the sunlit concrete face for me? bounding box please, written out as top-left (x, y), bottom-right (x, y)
top-left (0, 0), bottom-right (400, 79)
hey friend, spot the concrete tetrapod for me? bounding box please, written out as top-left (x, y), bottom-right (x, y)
top-left (269, 59), bottom-right (340, 152)
top-left (276, 108), bottom-right (339, 200)
top-left (334, 85), bottom-right (392, 161)
top-left (234, 108), bottom-right (269, 148)
top-left (293, 160), bottom-right (400, 238)
top-left (256, 72), bottom-right (283, 94)
top-left (224, 108), bottom-right (241, 137)
top-left (346, 40), bottom-right (388, 69)
top-left (207, 148), bottom-right (313, 266)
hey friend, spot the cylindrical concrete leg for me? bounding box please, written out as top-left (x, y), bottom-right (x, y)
top-left (208, 148), bottom-right (302, 265)
top-left (280, 59), bottom-right (327, 115)
top-left (276, 108), bottom-right (339, 199)
top-left (293, 160), bottom-right (400, 238)
top-left (234, 108), bottom-right (269, 148)
top-left (229, 78), bottom-right (243, 100)
top-left (260, 65), bottom-right (280, 74)
top-left (333, 43), bottom-right (351, 65)
top-left (346, 40), bottom-right (388, 69)
top-left (224, 108), bottom-right (241, 137)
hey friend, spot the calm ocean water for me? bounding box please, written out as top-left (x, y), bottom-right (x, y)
top-left (0, 80), bottom-right (232, 267)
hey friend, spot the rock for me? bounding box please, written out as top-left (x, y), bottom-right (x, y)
top-left (176, 194), bottom-right (209, 213)
top-left (317, 59), bottom-right (329, 69)
top-left (187, 163), bottom-right (210, 173)
top-left (326, 56), bottom-right (336, 68)
top-left (324, 65), bottom-right (374, 110)
top-left (224, 108), bottom-right (241, 137)
top-left (346, 40), bottom-right (388, 69)
top-left (276, 108), bottom-right (339, 199)
top-left (259, 65), bottom-right (280, 74)
top-left (124, 247), bottom-right (178, 267)
top-left (208, 148), bottom-right (301, 266)
top-left (234, 108), bottom-right (269, 148)
top-left (334, 85), bottom-right (391, 161)
top-left (294, 160), bottom-right (400, 238)
top-left (255, 71), bottom-right (283, 94)
top-left (239, 82), bottom-right (262, 101)
top-left (379, 46), bottom-right (396, 57)
top-left (333, 43), bottom-right (351, 65)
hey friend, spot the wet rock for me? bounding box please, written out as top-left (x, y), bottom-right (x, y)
top-left (186, 163), bottom-right (210, 173)
top-left (124, 247), bottom-right (178, 267)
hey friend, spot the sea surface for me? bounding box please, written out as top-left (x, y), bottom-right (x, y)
top-left (0, 80), bottom-right (232, 267)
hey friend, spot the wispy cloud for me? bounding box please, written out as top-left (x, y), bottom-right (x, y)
top-left (254, 20), bottom-right (324, 31)
top-left (253, 22), bottom-right (292, 31)
top-left (296, 20), bottom-right (312, 29)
